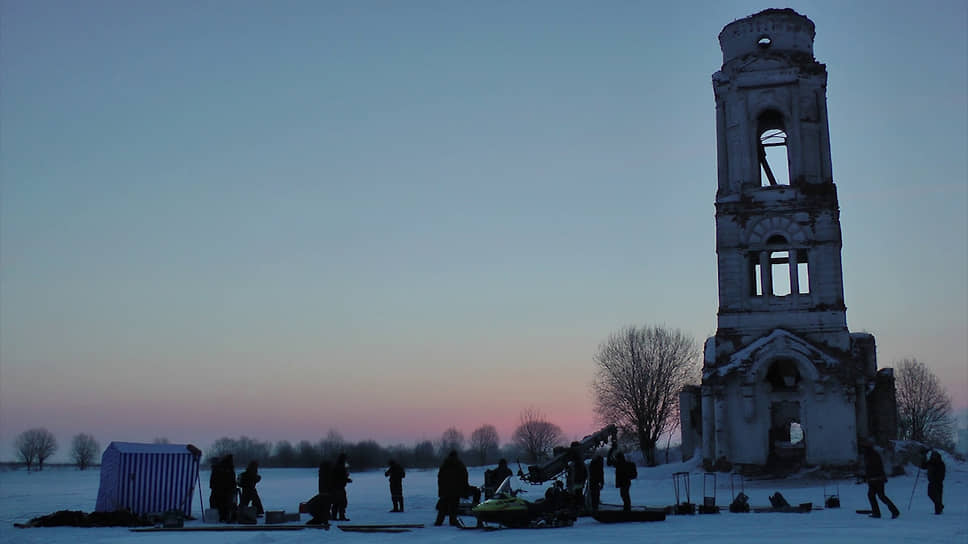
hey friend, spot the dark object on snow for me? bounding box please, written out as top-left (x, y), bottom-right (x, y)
top-left (757, 493), bottom-right (811, 513)
top-left (264, 510), bottom-right (285, 524)
top-left (593, 508), bottom-right (666, 523)
top-left (729, 492), bottom-right (751, 513)
top-left (825, 495), bottom-right (841, 508)
top-left (769, 492), bottom-right (790, 509)
top-left (17, 509), bottom-right (152, 528)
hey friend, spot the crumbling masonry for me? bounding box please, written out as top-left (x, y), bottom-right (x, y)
top-left (680, 9), bottom-right (897, 469)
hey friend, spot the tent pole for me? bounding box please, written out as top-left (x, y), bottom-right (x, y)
top-left (198, 470), bottom-right (206, 522)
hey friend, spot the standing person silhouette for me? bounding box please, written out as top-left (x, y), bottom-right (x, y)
top-left (385, 459), bottom-right (406, 512)
top-left (861, 442), bottom-right (899, 519)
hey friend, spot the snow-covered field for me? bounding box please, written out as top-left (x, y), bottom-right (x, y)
top-left (1, 456), bottom-right (965, 543)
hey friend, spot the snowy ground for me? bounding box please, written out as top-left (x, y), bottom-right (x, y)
top-left (1, 455), bottom-right (966, 543)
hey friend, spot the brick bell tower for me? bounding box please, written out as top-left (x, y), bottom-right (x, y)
top-left (679, 9), bottom-right (896, 469)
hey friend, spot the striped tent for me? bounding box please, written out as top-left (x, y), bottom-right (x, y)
top-left (95, 441), bottom-right (202, 516)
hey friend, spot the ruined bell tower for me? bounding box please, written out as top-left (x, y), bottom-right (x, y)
top-left (679, 9), bottom-right (896, 469)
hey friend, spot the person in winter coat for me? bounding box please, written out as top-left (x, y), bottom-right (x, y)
top-left (209, 455), bottom-right (238, 523)
top-left (607, 449), bottom-right (637, 512)
top-left (861, 442), bottom-right (899, 519)
top-left (922, 450), bottom-right (946, 514)
top-left (484, 458), bottom-right (513, 499)
top-left (330, 453), bottom-right (352, 521)
top-left (306, 461), bottom-right (332, 527)
top-left (588, 454), bottom-right (605, 512)
top-left (492, 458), bottom-right (513, 484)
top-left (567, 441), bottom-right (588, 496)
top-left (238, 460), bottom-right (264, 516)
top-left (385, 459), bottom-right (406, 512)
top-left (435, 450), bottom-right (469, 526)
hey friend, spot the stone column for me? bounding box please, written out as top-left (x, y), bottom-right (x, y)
top-left (701, 385), bottom-right (715, 462)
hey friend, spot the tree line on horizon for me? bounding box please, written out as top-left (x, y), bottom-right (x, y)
top-left (11, 326), bottom-right (962, 471)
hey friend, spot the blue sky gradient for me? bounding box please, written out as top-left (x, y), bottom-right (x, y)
top-left (2, 0), bottom-right (966, 460)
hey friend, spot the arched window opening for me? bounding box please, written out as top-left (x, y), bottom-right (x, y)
top-left (749, 240), bottom-right (809, 299)
top-left (765, 359), bottom-right (801, 391)
top-left (789, 422), bottom-right (804, 445)
top-left (757, 111), bottom-right (790, 186)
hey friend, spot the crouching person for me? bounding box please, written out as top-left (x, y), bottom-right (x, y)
top-left (307, 461), bottom-right (332, 528)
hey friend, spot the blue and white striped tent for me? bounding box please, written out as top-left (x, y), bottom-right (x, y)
top-left (95, 441), bottom-right (202, 516)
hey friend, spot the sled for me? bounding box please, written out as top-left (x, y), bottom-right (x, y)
top-left (339, 526), bottom-right (411, 533)
top-left (592, 508), bottom-right (667, 523)
top-left (751, 503), bottom-right (813, 514)
top-left (338, 524), bottom-right (424, 530)
top-left (130, 524), bottom-right (329, 532)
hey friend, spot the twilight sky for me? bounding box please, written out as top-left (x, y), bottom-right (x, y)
top-left (2, 0), bottom-right (966, 461)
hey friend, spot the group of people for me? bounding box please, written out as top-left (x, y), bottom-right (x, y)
top-left (207, 455), bottom-right (264, 523)
top-left (306, 453), bottom-right (353, 527)
top-left (562, 440), bottom-right (635, 513)
top-left (208, 439), bottom-right (947, 527)
top-left (861, 441), bottom-right (946, 519)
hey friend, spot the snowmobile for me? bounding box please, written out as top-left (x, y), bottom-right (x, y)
top-left (470, 476), bottom-right (578, 529)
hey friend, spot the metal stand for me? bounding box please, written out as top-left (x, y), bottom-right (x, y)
top-left (699, 473), bottom-right (719, 514)
top-left (823, 481), bottom-right (840, 508)
top-left (672, 472), bottom-right (695, 514)
top-left (729, 473), bottom-right (750, 512)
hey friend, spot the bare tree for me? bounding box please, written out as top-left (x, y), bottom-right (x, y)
top-left (14, 428), bottom-right (58, 471)
top-left (512, 407), bottom-right (563, 463)
top-left (15, 432), bottom-right (35, 471)
top-left (438, 427), bottom-right (465, 458)
top-left (70, 433), bottom-right (100, 470)
top-left (895, 358), bottom-right (955, 449)
top-left (318, 429), bottom-right (345, 461)
top-left (469, 424), bottom-right (500, 466)
top-left (592, 325), bottom-right (700, 466)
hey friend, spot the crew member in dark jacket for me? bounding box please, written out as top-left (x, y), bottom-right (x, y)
top-left (238, 460), bottom-right (264, 516)
top-left (607, 449), bottom-right (637, 512)
top-left (567, 441), bottom-right (588, 497)
top-left (492, 458), bottom-right (513, 484)
top-left (862, 442), bottom-right (899, 519)
top-left (330, 453), bottom-right (352, 521)
top-left (385, 459), bottom-right (406, 512)
top-left (588, 454), bottom-right (605, 512)
top-left (484, 458), bottom-right (513, 499)
top-left (306, 461), bottom-right (332, 527)
top-left (209, 455), bottom-right (238, 523)
top-left (435, 450), bottom-right (469, 526)
top-left (923, 450), bottom-right (946, 514)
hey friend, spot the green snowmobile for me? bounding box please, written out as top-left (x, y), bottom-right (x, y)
top-left (470, 476), bottom-right (578, 529)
